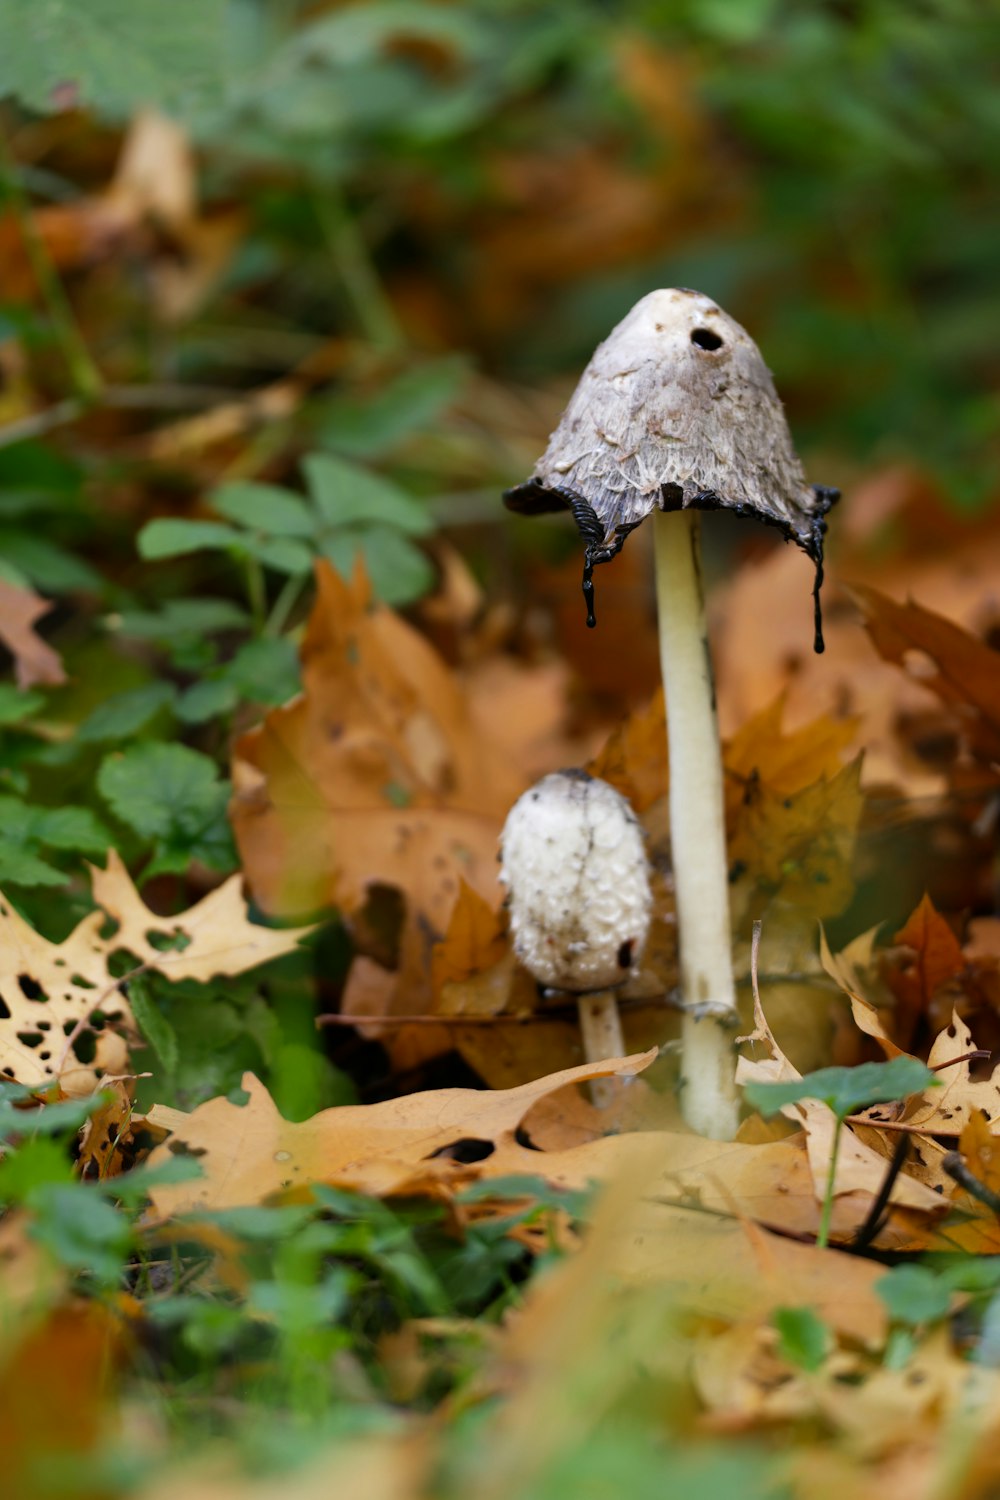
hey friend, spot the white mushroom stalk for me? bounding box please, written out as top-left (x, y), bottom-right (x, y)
top-left (654, 507), bottom-right (738, 1138)
top-left (504, 288), bottom-right (839, 1140)
top-left (498, 771), bottom-right (652, 1108)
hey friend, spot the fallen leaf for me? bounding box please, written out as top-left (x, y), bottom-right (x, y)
top-left (0, 850), bottom-right (311, 1094)
top-left (0, 578), bottom-right (66, 688)
top-left (851, 584), bottom-right (1000, 764)
top-left (231, 562), bottom-right (526, 1056)
top-left (728, 756), bottom-right (865, 935)
top-left (144, 1051), bottom-right (657, 1216)
top-left (431, 880), bottom-right (507, 1001)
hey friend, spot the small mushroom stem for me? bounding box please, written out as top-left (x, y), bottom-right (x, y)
top-left (653, 507), bottom-right (739, 1140)
top-left (576, 989), bottom-right (626, 1109)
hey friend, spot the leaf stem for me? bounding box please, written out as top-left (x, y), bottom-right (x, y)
top-left (0, 127), bottom-right (104, 402)
top-left (817, 1115), bottom-right (842, 1250)
top-left (314, 190), bottom-right (404, 351)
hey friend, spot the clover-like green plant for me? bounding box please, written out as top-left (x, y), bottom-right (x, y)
top-left (743, 1056), bottom-right (938, 1249)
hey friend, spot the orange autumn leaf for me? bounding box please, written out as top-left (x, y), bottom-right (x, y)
top-left (145, 1052), bottom-right (656, 1216)
top-left (431, 879), bottom-right (507, 1001)
top-left (958, 1108), bottom-right (1000, 1194)
top-left (890, 893), bottom-right (966, 1015)
top-left (231, 560), bottom-right (528, 1053)
top-left (723, 696), bottom-right (858, 830)
top-left (851, 584), bottom-right (1000, 763)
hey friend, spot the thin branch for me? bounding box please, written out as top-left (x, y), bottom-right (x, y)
top-left (850, 1130), bottom-right (910, 1252)
top-left (942, 1151), bottom-right (1000, 1217)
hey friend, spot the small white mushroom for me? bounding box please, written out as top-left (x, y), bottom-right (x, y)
top-left (499, 770), bottom-right (652, 1102)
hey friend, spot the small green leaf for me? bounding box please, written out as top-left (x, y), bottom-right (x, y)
top-left (244, 534), bottom-right (315, 576)
top-left (138, 518), bottom-right (247, 561)
top-left (0, 685), bottom-right (45, 726)
top-left (743, 1056), bottom-right (937, 1123)
top-left (0, 529), bottom-right (102, 592)
top-left (176, 678), bottom-right (240, 725)
top-left (320, 525), bottom-right (435, 605)
top-left (97, 743), bottom-right (235, 873)
top-left (773, 1306), bottom-right (833, 1371)
top-left (876, 1265), bottom-right (953, 1327)
top-left (316, 358), bottom-right (465, 458)
top-left (75, 681), bottom-right (177, 743)
top-left (129, 974), bottom-right (180, 1075)
top-left (34, 805), bottom-right (110, 854)
top-left (210, 482), bottom-right (317, 537)
top-left (113, 598), bottom-right (250, 642)
top-left (303, 453), bottom-right (434, 535)
top-left (0, 839), bottom-right (66, 887)
top-left (0, 1136), bottom-right (74, 1202)
top-left (227, 637), bottom-right (301, 705)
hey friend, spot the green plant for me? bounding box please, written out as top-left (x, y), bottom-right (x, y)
top-left (743, 1056), bottom-right (938, 1248)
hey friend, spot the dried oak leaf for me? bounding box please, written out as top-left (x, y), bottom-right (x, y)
top-left (0, 850), bottom-right (311, 1095)
top-left (851, 584), bottom-right (1000, 766)
top-left (144, 1050), bottom-right (656, 1217)
top-left (231, 560), bottom-right (526, 1059)
top-left (736, 984), bottom-right (944, 1233)
top-left (0, 578), bottom-right (66, 689)
top-left (898, 1012), bottom-right (1000, 1139)
top-left (882, 893), bottom-right (967, 1037)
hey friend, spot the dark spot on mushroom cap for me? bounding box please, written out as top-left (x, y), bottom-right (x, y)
top-left (691, 328), bottom-right (723, 351)
top-left (617, 940), bottom-right (634, 969)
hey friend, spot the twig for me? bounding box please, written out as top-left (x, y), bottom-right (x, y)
top-left (850, 1130), bottom-right (910, 1252)
top-left (942, 1151), bottom-right (1000, 1217)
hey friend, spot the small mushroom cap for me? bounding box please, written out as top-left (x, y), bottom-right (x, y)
top-left (498, 769), bottom-right (652, 993)
top-left (504, 288), bottom-right (836, 556)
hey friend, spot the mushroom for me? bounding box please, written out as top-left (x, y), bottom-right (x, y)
top-left (504, 289), bottom-right (838, 1140)
top-left (498, 770), bottom-right (652, 1108)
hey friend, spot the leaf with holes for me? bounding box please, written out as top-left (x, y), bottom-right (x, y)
top-left (145, 1050), bottom-right (656, 1217)
top-left (0, 851), bottom-right (312, 1095)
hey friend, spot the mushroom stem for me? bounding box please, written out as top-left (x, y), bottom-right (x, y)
top-left (576, 990), bottom-right (626, 1109)
top-left (653, 507), bottom-right (739, 1140)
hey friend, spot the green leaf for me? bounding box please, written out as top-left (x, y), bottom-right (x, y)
top-left (320, 525), bottom-right (435, 605)
top-left (742, 1056), bottom-right (938, 1122)
top-left (244, 534), bottom-right (315, 576)
top-left (0, 529), bottom-right (102, 592)
top-left (210, 482), bottom-right (317, 538)
top-left (0, 839), bottom-right (66, 887)
top-left (128, 974), bottom-right (180, 1075)
top-left (29, 1183), bottom-right (130, 1281)
top-left (97, 742), bottom-right (235, 873)
top-left (137, 518), bottom-right (247, 561)
top-left (303, 453), bottom-right (434, 535)
top-left (0, 685), bottom-right (45, 726)
top-left (226, 637), bottom-right (301, 705)
top-left (0, 0), bottom-right (227, 118)
top-left (33, 805), bottom-right (110, 854)
top-left (316, 358), bottom-right (465, 458)
top-left (0, 1136), bottom-right (73, 1203)
top-left (773, 1306), bottom-right (833, 1371)
top-left (112, 598), bottom-right (251, 642)
top-left (176, 677), bottom-right (240, 725)
top-left (75, 681), bottom-right (177, 743)
top-left (876, 1265), bottom-right (953, 1327)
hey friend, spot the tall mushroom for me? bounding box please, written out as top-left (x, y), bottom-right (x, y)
top-left (504, 289), bottom-right (838, 1140)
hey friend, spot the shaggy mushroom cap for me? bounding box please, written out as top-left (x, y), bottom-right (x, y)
top-left (504, 288), bottom-right (838, 648)
top-left (498, 770), bottom-right (652, 993)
